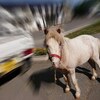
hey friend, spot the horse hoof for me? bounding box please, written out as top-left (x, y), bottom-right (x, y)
top-left (65, 87), bottom-right (70, 92)
top-left (75, 92), bottom-right (80, 99)
top-left (91, 76), bottom-right (96, 80)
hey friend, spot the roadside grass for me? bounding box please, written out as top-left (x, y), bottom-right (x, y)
top-left (66, 20), bottom-right (100, 38)
top-left (34, 48), bottom-right (47, 56)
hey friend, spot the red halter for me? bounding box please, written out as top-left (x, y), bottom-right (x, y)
top-left (50, 54), bottom-right (61, 59)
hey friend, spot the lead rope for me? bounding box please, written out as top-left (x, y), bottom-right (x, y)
top-left (54, 44), bottom-right (64, 84)
top-left (54, 68), bottom-right (57, 83)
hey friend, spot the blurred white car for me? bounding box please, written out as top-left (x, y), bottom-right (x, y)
top-left (0, 22), bottom-right (35, 77)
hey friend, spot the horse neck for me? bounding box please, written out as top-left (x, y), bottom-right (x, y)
top-left (60, 38), bottom-right (69, 68)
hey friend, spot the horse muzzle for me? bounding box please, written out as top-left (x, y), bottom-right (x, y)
top-left (52, 62), bottom-right (59, 68)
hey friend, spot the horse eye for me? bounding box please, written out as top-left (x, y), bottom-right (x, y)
top-left (46, 43), bottom-right (49, 47)
top-left (44, 29), bottom-right (48, 34)
top-left (47, 46), bottom-right (50, 51)
top-left (45, 44), bottom-right (48, 48)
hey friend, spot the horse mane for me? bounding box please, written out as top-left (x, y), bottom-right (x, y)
top-left (44, 26), bottom-right (65, 45)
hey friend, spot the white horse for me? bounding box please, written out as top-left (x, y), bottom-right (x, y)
top-left (44, 26), bottom-right (100, 99)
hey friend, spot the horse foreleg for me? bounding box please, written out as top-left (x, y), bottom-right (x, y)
top-left (63, 74), bottom-right (70, 92)
top-left (70, 69), bottom-right (81, 99)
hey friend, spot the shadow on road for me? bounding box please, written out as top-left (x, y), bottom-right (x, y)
top-left (29, 67), bottom-right (66, 92)
top-left (29, 66), bottom-right (100, 99)
top-left (29, 66), bottom-right (78, 98)
top-left (76, 67), bottom-right (92, 79)
top-left (76, 66), bottom-right (100, 83)
top-left (97, 78), bottom-right (100, 83)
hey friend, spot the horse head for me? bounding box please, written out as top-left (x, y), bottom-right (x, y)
top-left (44, 26), bottom-right (65, 68)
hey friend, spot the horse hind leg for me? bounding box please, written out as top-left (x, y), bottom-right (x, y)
top-left (93, 57), bottom-right (100, 69)
top-left (90, 50), bottom-right (100, 80)
top-left (88, 59), bottom-right (98, 80)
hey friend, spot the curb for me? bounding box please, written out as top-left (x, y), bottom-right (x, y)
top-left (63, 23), bottom-right (92, 35)
top-left (32, 54), bottom-right (48, 61)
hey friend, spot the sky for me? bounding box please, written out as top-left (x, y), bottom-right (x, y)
top-left (0, 0), bottom-right (63, 5)
top-left (66, 0), bottom-right (85, 7)
top-left (0, 0), bottom-right (86, 8)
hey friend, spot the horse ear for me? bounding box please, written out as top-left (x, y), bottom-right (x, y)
top-left (57, 28), bottom-right (61, 33)
top-left (44, 29), bottom-right (48, 35)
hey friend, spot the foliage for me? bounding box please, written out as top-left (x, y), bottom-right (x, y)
top-left (34, 48), bottom-right (47, 56)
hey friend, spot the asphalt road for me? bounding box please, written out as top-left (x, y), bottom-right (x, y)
top-left (0, 18), bottom-right (100, 100)
top-left (0, 34), bottom-right (100, 100)
top-left (0, 59), bottom-right (100, 100)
